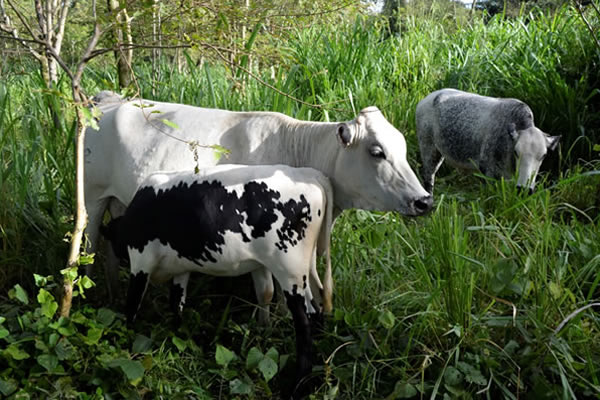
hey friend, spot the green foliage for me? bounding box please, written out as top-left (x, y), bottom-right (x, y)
top-left (1, 2), bottom-right (600, 399)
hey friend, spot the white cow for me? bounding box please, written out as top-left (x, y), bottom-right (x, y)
top-left (100, 164), bottom-right (333, 399)
top-left (85, 91), bottom-right (433, 318)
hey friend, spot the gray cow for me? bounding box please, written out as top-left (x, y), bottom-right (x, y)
top-left (416, 88), bottom-right (560, 194)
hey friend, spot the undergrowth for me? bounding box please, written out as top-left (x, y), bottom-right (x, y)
top-left (1, 4), bottom-right (600, 399)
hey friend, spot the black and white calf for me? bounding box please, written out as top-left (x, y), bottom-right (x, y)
top-left (416, 88), bottom-right (560, 194)
top-left (101, 164), bottom-right (333, 398)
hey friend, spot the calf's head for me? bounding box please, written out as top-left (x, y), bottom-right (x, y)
top-left (332, 107), bottom-right (432, 216)
top-left (509, 124), bottom-right (560, 193)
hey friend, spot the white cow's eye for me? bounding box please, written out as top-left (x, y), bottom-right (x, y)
top-left (370, 146), bottom-right (386, 159)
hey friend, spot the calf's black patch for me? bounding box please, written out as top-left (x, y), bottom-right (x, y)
top-left (115, 179), bottom-right (312, 266)
top-left (276, 195), bottom-right (312, 252)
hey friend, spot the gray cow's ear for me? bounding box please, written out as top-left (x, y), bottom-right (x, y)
top-left (507, 123), bottom-right (519, 141)
top-left (336, 123), bottom-right (353, 147)
top-left (546, 135), bottom-right (561, 151)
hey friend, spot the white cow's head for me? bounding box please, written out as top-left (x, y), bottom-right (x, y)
top-left (509, 123), bottom-right (560, 193)
top-left (331, 107), bottom-right (432, 216)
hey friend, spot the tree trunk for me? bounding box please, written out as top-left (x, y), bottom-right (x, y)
top-left (152, 0), bottom-right (161, 96)
top-left (107, 0), bottom-right (132, 89)
top-left (60, 87), bottom-right (88, 317)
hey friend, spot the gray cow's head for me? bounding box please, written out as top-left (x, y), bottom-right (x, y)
top-left (331, 107), bottom-right (433, 216)
top-left (509, 123), bottom-right (560, 193)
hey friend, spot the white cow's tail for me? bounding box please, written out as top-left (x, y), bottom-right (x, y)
top-left (315, 173), bottom-right (334, 314)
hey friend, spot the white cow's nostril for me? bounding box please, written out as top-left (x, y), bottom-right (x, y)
top-left (414, 195), bottom-right (433, 214)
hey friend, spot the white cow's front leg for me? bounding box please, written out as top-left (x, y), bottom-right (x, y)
top-left (251, 267), bottom-right (274, 325)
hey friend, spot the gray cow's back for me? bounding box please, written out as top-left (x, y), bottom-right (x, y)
top-left (417, 89), bottom-right (534, 170)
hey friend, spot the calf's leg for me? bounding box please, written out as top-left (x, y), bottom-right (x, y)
top-left (126, 270), bottom-right (150, 324)
top-left (251, 267), bottom-right (274, 325)
top-left (169, 273), bottom-right (190, 316)
top-left (284, 287), bottom-right (313, 400)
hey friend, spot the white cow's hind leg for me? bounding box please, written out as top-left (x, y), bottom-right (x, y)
top-left (251, 267), bottom-right (274, 325)
top-left (105, 199), bottom-right (127, 302)
top-left (84, 196), bottom-right (110, 278)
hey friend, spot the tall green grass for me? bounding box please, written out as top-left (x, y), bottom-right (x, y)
top-left (1, 4), bottom-right (599, 399)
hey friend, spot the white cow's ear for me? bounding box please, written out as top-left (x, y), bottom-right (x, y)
top-left (507, 123), bottom-right (519, 141)
top-left (336, 123), bottom-right (353, 147)
top-left (546, 135), bottom-right (561, 151)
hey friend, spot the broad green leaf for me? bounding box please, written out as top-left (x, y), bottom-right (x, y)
top-left (172, 336), bottom-right (187, 352)
top-left (161, 118), bottom-right (180, 130)
top-left (593, 144), bottom-right (600, 152)
top-left (548, 282), bottom-right (562, 300)
top-left (55, 339), bottom-right (77, 360)
top-left (79, 275), bottom-right (95, 290)
top-left (57, 321), bottom-right (76, 337)
top-left (0, 378), bottom-right (17, 396)
top-left (97, 308), bottom-right (116, 327)
top-left (211, 144), bottom-right (230, 162)
top-left (132, 334), bottom-right (152, 353)
top-left (258, 356), bottom-right (278, 382)
top-left (79, 253), bottom-right (95, 266)
top-left (0, 328), bottom-right (9, 340)
top-left (393, 381), bottom-right (418, 398)
top-left (33, 274), bottom-right (49, 287)
top-left (215, 344), bottom-right (236, 368)
top-left (37, 354), bottom-right (59, 371)
top-left (11, 284), bottom-right (29, 305)
top-left (110, 359), bottom-right (145, 382)
top-left (81, 106), bottom-right (99, 130)
top-left (265, 347), bottom-right (279, 362)
top-left (457, 361), bottom-right (487, 386)
top-left (141, 355), bottom-right (153, 370)
top-left (246, 347), bottom-right (264, 370)
top-left (4, 344), bottom-right (29, 360)
top-left (37, 289), bottom-right (58, 318)
top-left (85, 327), bottom-right (103, 344)
top-left (229, 378), bottom-right (253, 395)
top-left (444, 366), bottom-right (463, 386)
top-left (35, 338), bottom-right (49, 352)
top-left (60, 266), bottom-right (78, 282)
top-left (378, 309), bottom-right (395, 329)
top-left (48, 332), bottom-right (59, 346)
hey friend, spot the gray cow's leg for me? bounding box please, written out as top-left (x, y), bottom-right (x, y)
top-left (420, 148), bottom-right (444, 194)
top-left (251, 267), bottom-right (274, 325)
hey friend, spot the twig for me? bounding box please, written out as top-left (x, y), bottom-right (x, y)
top-left (573, 0), bottom-right (600, 53)
top-left (202, 41), bottom-right (346, 111)
top-left (553, 302), bottom-right (600, 336)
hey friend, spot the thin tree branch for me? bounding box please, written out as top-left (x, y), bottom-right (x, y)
top-left (573, 0), bottom-right (600, 53)
top-left (74, 22), bottom-right (103, 87)
top-left (202, 42), bottom-right (346, 111)
top-left (6, 0), bottom-right (42, 41)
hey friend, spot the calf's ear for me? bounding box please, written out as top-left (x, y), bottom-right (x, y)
top-left (507, 123), bottom-right (519, 141)
top-left (546, 135), bottom-right (561, 151)
top-left (336, 123), bottom-right (353, 147)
